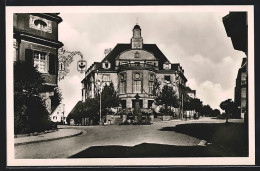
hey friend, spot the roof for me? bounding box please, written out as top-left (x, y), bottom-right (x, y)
top-left (101, 43), bottom-right (169, 70)
top-left (68, 101), bottom-right (84, 116)
top-left (134, 24), bottom-right (141, 29)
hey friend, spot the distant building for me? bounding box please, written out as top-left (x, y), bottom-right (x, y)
top-left (13, 13), bottom-right (63, 113)
top-left (234, 58), bottom-right (247, 118)
top-left (50, 104), bottom-right (67, 124)
top-left (81, 24), bottom-right (187, 119)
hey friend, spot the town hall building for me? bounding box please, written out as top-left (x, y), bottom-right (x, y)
top-left (81, 24), bottom-right (187, 118)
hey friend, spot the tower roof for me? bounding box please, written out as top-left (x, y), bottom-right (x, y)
top-left (133, 24), bottom-right (141, 29)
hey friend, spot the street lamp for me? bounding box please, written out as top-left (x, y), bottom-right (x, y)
top-left (96, 70), bottom-right (102, 125)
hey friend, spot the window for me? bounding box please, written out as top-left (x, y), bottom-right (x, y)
top-left (120, 81), bottom-right (126, 94)
top-left (134, 62), bottom-right (140, 66)
top-left (149, 74), bottom-right (154, 81)
top-left (120, 100), bottom-right (126, 108)
top-left (148, 100), bottom-right (154, 108)
top-left (59, 61), bottom-right (65, 71)
top-left (163, 62), bottom-right (171, 70)
top-left (241, 73), bottom-right (247, 81)
top-left (164, 75), bottom-right (171, 83)
top-left (102, 62), bottom-right (111, 69)
top-left (149, 81), bottom-right (154, 94)
top-left (241, 88), bottom-right (246, 98)
top-left (102, 75), bottom-right (110, 82)
top-left (33, 50), bottom-right (48, 73)
top-left (122, 61), bottom-right (128, 65)
top-left (134, 51), bottom-right (140, 58)
top-left (132, 99), bottom-right (143, 108)
top-left (133, 80), bottom-right (141, 93)
top-left (120, 73), bottom-right (126, 94)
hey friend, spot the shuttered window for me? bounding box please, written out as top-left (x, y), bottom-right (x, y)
top-left (33, 50), bottom-right (48, 73)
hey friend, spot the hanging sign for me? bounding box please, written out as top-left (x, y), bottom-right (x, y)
top-left (77, 59), bottom-right (86, 73)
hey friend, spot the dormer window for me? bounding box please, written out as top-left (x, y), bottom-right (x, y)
top-left (164, 75), bottom-right (171, 83)
top-left (134, 51), bottom-right (140, 58)
top-left (102, 61), bottom-right (111, 69)
top-left (163, 62), bottom-right (171, 70)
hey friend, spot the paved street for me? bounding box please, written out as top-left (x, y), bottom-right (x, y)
top-left (14, 117), bottom-right (244, 158)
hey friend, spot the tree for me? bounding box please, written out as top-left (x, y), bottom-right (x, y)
top-left (212, 109), bottom-right (221, 117)
top-left (152, 76), bottom-right (161, 97)
top-left (185, 98), bottom-right (203, 116)
top-left (155, 85), bottom-right (180, 115)
top-left (14, 61), bottom-right (53, 134)
top-left (220, 99), bottom-right (234, 124)
top-left (100, 82), bottom-right (119, 113)
top-left (85, 98), bottom-right (99, 124)
top-left (201, 105), bottom-right (213, 117)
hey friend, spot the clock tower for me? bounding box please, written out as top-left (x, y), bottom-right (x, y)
top-left (131, 24), bottom-right (143, 49)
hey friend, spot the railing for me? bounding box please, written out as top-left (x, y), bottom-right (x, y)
top-left (118, 63), bottom-right (158, 71)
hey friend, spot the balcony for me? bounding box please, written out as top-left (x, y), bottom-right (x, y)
top-left (118, 63), bottom-right (158, 71)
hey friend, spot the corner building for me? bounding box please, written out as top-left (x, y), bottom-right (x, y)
top-left (13, 13), bottom-right (63, 113)
top-left (81, 24), bottom-right (187, 118)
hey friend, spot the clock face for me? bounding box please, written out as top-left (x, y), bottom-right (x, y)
top-left (135, 73), bottom-right (140, 79)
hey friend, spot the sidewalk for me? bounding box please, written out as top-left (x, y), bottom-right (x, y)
top-left (14, 128), bottom-right (82, 146)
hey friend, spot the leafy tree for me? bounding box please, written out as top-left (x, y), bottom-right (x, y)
top-left (85, 98), bottom-right (99, 124)
top-left (184, 98), bottom-right (203, 116)
top-left (66, 98), bottom-right (100, 125)
top-left (152, 76), bottom-right (161, 97)
top-left (212, 109), bottom-right (221, 117)
top-left (101, 82), bottom-right (119, 113)
top-left (220, 99), bottom-right (234, 123)
top-left (14, 61), bottom-right (54, 134)
top-left (201, 105), bottom-right (213, 117)
top-left (155, 85), bottom-right (179, 115)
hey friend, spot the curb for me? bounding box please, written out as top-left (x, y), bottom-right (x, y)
top-left (15, 130), bottom-right (83, 147)
top-left (197, 140), bottom-right (207, 146)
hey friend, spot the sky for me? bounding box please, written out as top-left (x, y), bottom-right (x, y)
top-left (57, 9), bottom-right (245, 115)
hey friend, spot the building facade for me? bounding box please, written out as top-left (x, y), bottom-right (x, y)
top-left (13, 13), bottom-right (63, 113)
top-left (234, 58), bottom-right (247, 118)
top-left (223, 12), bottom-right (248, 121)
top-left (50, 104), bottom-right (67, 124)
top-left (81, 24), bottom-right (187, 118)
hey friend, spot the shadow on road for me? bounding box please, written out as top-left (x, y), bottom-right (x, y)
top-left (69, 122), bottom-right (248, 158)
top-left (69, 143), bottom-right (206, 158)
top-left (159, 122), bottom-right (248, 157)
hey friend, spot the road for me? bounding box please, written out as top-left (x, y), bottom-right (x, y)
top-left (14, 117), bottom-right (243, 158)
